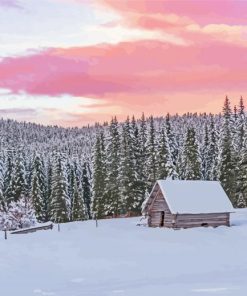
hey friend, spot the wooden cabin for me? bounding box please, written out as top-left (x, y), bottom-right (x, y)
top-left (142, 180), bottom-right (234, 229)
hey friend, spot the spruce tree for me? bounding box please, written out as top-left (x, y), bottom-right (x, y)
top-left (3, 153), bottom-right (14, 205)
top-left (157, 125), bottom-right (176, 180)
top-left (166, 113), bottom-right (178, 166)
top-left (0, 155), bottom-right (5, 211)
top-left (82, 162), bottom-right (91, 219)
top-left (104, 117), bottom-right (122, 216)
top-left (201, 124), bottom-right (210, 180)
top-left (136, 113), bottom-right (148, 201)
top-left (72, 181), bottom-right (86, 221)
top-left (146, 116), bottom-right (158, 189)
top-left (237, 96), bottom-right (245, 151)
top-left (120, 117), bottom-right (137, 215)
top-left (11, 152), bottom-right (27, 202)
top-left (31, 154), bottom-right (46, 222)
top-left (207, 115), bottom-right (219, 180)
top-left (46, 157), bottom-right (53, 220)
top-left (236, 125), bottom-right (247, 207)
top-left (182, 128), bottom-right (201, 180)
top-left (219, 97), bottom-right (237, 205)
top-left (50, 153), bottom-right (70, 223)
top-left (92, 131), bottom-right (107, 218)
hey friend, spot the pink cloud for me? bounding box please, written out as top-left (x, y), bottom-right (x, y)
top-left (0, 40), bottom-right (247, 100)
top-left (99, 0), bottom-right (247, 26)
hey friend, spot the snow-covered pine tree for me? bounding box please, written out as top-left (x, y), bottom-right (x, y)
top-left (130, 116), bottom-right (146, 214)
top-left (3, 152), bottom-right (15, 204)
top-left (50, 153), bottom-right (70, 223)
top-left (31, 153), bottom-right (47, 222)
top-left (236, 96), bottom-right (246, 152)
top-left (207, 115), bottom-right (219, 180)
top-left (104, 117), bottom-right (122, 217)
top-left (46, 157), bottom-right (53, 220)
top-left (119, 116), bottom-right (136, 215)
top-left (66, 160), bottom-right (76, 221)
top-left (82, 162), bottom-right (91, 219)
top-left (235, 124), bottom-right (247, 207)
top-left (71, 181), bottom-right (86, 221)
top-left (156, 124), bottom-right (177, 180)
top-left (136, 113), bottom-right (148, 201)
top-left (182, 127), bottom-right (201, 180)
top-left (92, 131), bottom-right (107, 218)
top-left (201, 123), bottom-right (210, 180)
top-left (165, 113), bottom-right (178, 166)
top-left (11, 152), bottom-right (27, 202)
top-left (219, 96), bottom-right (237, 205)
top-left (0, 154), bottom-right (5, 211)
top-left (146, 116), bottom-right (159, 189)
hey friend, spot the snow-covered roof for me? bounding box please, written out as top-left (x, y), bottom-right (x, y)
top-left (150, 180), bottom-right (234, 214)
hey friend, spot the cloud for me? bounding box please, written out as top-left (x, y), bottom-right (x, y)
top-left (0, 0), bottom-right (21, 9)
top-left (98, 0), bottom-right (247, 25)
top-left (0, 108), bottom-right (37, 115)
top-left (95, 0), bottom-right (247, 47)
top-left (0, 39), bottom-right (247, 99)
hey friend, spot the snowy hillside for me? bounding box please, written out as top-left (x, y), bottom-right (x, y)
top-left (1, 210), bottom-right (247, 296)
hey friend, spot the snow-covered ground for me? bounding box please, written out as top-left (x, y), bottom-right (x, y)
top-left (1, 210), bottom-right (247, 296)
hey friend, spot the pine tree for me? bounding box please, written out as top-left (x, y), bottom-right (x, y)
top-left (120, 117), bottom-right (137, 215)
top-left (182, 128), bottom-right (201, 180)
top-left (31, 154), bottom-right (47, 222)
top-left (50, 153), bottom-right (70, 223)
top-left (136, 113), bottom-right (148, 201)
top-left (92, 131), bottom-right (107, 218)
top-left (66, 160), bottom-right (76, 221)
top-left (130, 116), bottom-right (146, 213)
top-left (104, 117), bottom-right (122, 216)
top-left (146, 116), bottom-right (158, 189)
top-left (201, 124), bottom-right (210, 180)
top-left (157, 125), bottom-right (176, 180)
top-left (72, 181), bottom-right (86, 221)
top-left (236, 125), bottom-right (247, 207)
top-left (219, 97), bottom-right (237, 205)
top-left (165, 113), bottom-right (178, 166)
top-left (207, 116), bottom-right (219, 180)
top-left (235, 96), bottom-right (245, 152)
top-left (11, 152), bottom-right (27, 202)
top-left (46, 157), bottom-right (53, 220)
top-left (82, 162), bottom-right (91, 219)
top-left (3, 152), bottom-right (15, 205)
top-left (0, 154), bottom-right (5, 211)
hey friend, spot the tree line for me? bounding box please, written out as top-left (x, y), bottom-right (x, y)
top-left (0, 97), bottom-right (246, 229)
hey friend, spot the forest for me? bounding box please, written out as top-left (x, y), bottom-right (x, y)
top-left (0, 96), bottom-right (246, 229)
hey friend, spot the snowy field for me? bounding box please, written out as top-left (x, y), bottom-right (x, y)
top-left (1, 210), bottom-right (247, 296)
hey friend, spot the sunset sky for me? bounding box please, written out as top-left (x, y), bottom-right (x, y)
top-left (0, 0), bottom-right (246, 126)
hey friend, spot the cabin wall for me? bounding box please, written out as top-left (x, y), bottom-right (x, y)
top-left (148, 190), bottom-right (171, 227)
top-left (173, 213), bottom-right (230, 229)
top-left (149, 211), bottom-right (230, 228)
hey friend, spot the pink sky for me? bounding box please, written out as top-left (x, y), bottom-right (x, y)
top-left (0, 0), bottom-right (246, 126)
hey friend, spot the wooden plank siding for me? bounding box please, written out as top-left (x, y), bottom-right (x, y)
top-left (147, 186), bottom-right (231, 229)
top-left (148, 189), bottom-right (172, 227)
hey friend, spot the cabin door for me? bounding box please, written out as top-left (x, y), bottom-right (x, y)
top-left (160, 211), bottom-right (165, 227)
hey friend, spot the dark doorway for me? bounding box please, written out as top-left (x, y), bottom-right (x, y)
top-left (160, 211), bottom-right (165, 227)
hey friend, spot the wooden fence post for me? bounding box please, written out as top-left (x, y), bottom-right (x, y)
top-left (4, 227), bottom-right (7, 240)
